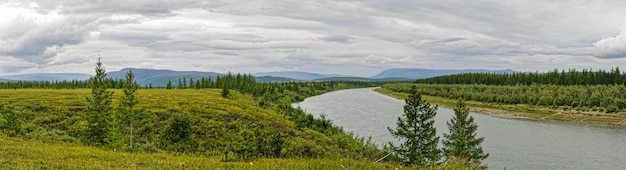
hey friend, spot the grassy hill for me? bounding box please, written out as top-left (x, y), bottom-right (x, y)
top-left (0, 88), bottom-right (409, 168)
top-left (0, 86), bottom-right (472, 169)
top-left (0, 88), bottom-right (384, 157)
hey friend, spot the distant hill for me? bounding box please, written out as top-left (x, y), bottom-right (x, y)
top-left (371, 68), bottom-right (515, 79)
top-left (107, 68), bottom-right (299, 87)
top-left (254, 76), bottom-right (299, 82)
top-left (0, 78), bottom-right (13, 82)
top-left (254, 71), bottom-right (352, 81)
top-left (107, 68), bottom-right (223, 87)
top-left (0, 73), bottom-right (91, 81)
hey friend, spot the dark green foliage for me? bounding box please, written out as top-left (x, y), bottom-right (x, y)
top-left (416, 67), bottom-right (624, 86)
top-left (85, 58), bottom-right (113, 145)
top-left (1, 104), bottom-right (23, 136)
top-left (164, 113), bottom-right (191, 144)
top-left (384, 83), bottom-right (626, 113)
top-left (106, 112), bottom-right (124, 149)
top-left (388, 91), bottom-right (441, 166)
top-left (221, 86), bottom-right (230, 98)
top-left (269, 133), bottom-right (284, 158)
top-left (166, 80), bottom-right (173, 89)
top-left (442, 100), bottom-right (488, 164)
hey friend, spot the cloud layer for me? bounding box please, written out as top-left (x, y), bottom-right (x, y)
top-left (2, 0), bottom-right (626, 76)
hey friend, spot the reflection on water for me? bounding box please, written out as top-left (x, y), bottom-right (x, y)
top-left (294, 88), bottom-right (626, 170)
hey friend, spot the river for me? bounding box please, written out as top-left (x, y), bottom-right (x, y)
top-left (293, 88), bottom-right (626, 169)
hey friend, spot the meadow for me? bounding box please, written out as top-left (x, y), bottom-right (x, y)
top-left (0, 87), bottom-right (475, 169)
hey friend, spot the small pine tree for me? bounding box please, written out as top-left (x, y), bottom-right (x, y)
top-left (442, 100), bottom-right (488, 164)
top-left (388, 87), bottom-right (441, 166)
top-left (86, 58), bottom-right (114, 145)
top-left (119, 69), bottom-right (143, 151)
top-left (222, 86), bottom-right (230, 98)
top-left (1, 104), bottom-right (23, 136)
top-left (166, 80), bottom-right (173, 89)
top-left (106, 112), bottom-right (124, 149)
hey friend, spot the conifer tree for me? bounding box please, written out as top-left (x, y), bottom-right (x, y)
top-left (442, 100), bottom-right (488, 164)
top-left (222, 86), bottom-right (230, 98)
top-left (1, 104), bottom-right (23, 136)
top-left (106, 113), bottom-right (124, 149)
top-left (388, 86), bottom-right (441, 166)
top-left (86, 58), bottom-right (113, 145)
top-left (119, 69), bottom-right (143, 151)
top-left (166, 80), bottom-right (173, 89)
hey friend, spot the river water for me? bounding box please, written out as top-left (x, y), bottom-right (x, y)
top-left (293, 88), bottom-right (626, 170)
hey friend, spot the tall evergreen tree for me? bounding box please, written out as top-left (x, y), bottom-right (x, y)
top-left (388, 87), bottom-right (441, 166)
top-left (442, 100), bottom-right (488, 164)
top-left (86, 58), bottom-right (114, 145)
top-left (119, 69), bottom-right (143, 151)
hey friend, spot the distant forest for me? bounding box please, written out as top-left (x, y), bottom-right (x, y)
top-left (380, 68), bottom-right (626, 113)
top-left (416, 68), bottom-right (625, 86)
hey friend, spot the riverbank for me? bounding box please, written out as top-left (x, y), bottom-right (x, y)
top-left (374, 87), bottom-right (626, 127)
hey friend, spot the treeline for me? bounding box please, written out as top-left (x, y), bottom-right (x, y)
top-left (0, 79), bottom-right (140, 89)
top-left (383, 83), bottom-right (626, 113)
top-left (416, 68), bottom-right (625, 85)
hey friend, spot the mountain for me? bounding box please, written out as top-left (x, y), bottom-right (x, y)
top-left (254, 71), bottom-right (352, 80)
top-left (107, 68), bottom-right (223, 87)
top-left (371, 68), bottom-right (515, 79)
top-left (0, 73), bottom-right (91, 81)
top-left (254, 76), bottom-right (299, 82)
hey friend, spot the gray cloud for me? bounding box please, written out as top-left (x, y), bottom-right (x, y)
top-left (2, 0), bottom-right (626, 76)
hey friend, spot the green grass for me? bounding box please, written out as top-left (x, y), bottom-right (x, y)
top-left (375, 87), bottom-right (626, 126)
top-left (0, 135), bottom-right (410, 170)
top-left (0, 88), bottom-right (475, 169)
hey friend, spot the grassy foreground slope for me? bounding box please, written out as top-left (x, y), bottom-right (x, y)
top-left (0, 135), bottom-right (405, 169)
top-left (0, 88), bottom-right (473, 169)
top-left (0, 88), bottom-right (380, 158)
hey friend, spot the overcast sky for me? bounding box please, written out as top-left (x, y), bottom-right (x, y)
top-left (2, 0), bottom-right (626, 77)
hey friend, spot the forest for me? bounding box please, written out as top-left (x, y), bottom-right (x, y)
top-left (415, 68), bottom-right (624, 86)
top-left (378, 68), bottom-right (626, 113)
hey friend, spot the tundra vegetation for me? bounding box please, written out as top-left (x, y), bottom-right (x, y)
top-left (0, 59), bottom-right (471, 169)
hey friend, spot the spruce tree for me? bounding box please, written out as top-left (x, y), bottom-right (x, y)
top-left (222, 86), bottom-right (230, 98)
top-left (86, 58), bottom-right (113, 145)
top-left (119, 69), bottom-right (143, 151)
top-left (442, 100), bottom-right (488, 164)
top-left (388, 87), bottom-right (441, 166)
top-left (1, 104), bottom-right (23, 136)
top-left (166, 80), bottom-right (173, 89)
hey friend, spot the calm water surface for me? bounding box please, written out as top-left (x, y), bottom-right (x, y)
top-left (293, 88), bottom-right (626, 170)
